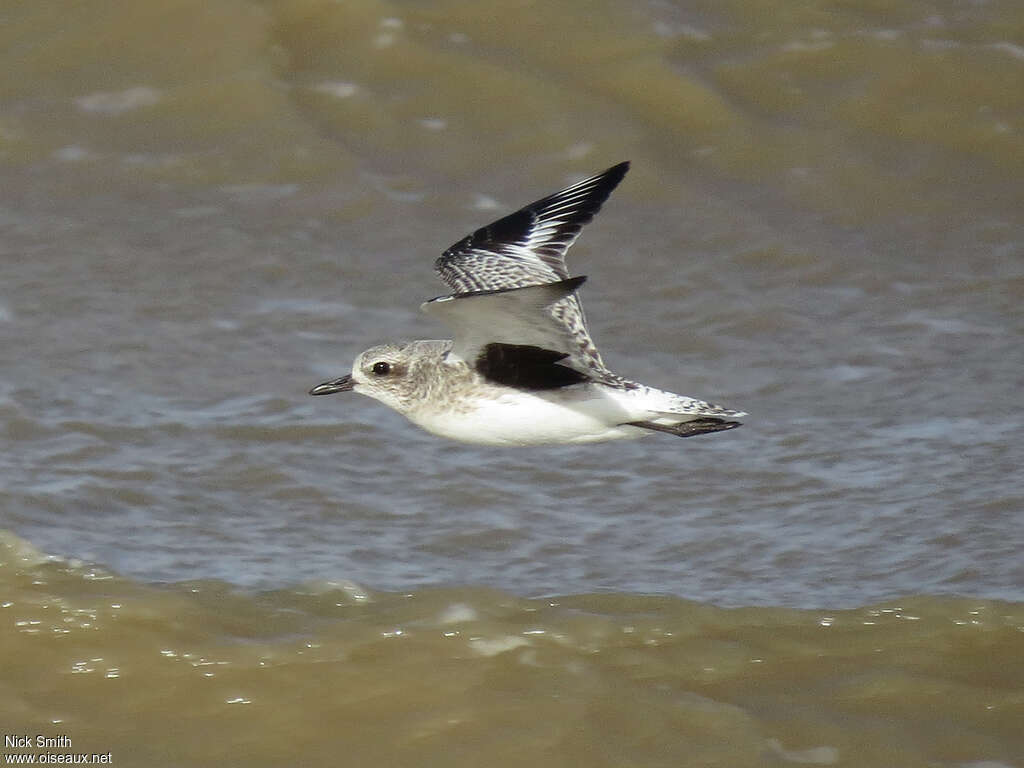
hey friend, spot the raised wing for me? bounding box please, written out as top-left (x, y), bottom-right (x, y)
top-left (429, 162), bottom-right (630, 378)
top-left (435, 161), bottom-right (630, 294)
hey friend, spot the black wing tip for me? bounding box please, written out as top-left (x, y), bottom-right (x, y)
top-left (563, 160), bottom-right (630, 207)
top-left (576, 161), bottom-right (629, 200)
top-left (457, 160), bottom-right (632, 250)
top-left (601, 161), bottom-right (630, 184)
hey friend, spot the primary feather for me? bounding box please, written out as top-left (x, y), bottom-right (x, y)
top-left (430, 162), bottom-right (630, 379)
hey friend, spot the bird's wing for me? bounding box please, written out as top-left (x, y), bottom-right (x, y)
top-left (429, 162), bottom-right (629, 377)
top-left (422, 277), bottom-right (616, 388)
top-left (434, 162), bottom-right (629, 293)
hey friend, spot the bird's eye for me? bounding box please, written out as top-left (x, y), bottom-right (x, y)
top-left (371, 361), bottom-right (391, 376)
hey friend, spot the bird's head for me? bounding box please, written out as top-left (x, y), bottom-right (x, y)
top-left (309, 342), bottom-right (424, 412)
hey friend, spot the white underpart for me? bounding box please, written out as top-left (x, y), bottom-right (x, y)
top-left (406, 382), bottom-right (713, 446)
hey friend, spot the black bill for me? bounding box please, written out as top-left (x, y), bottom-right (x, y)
top-left (309, 374), bottom-right (355, 396)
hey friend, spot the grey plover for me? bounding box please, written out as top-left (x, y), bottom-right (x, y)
top-left (310, 162), bottom-right (745, 445)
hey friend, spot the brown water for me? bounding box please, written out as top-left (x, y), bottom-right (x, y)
top-left (2, 536), bottom-right (1022, 767)
top-left (2, 0), bottom-right (1023, 765)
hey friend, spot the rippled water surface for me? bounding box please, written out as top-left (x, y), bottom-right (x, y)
top-left (1, 0), bottom-right (1022, 765)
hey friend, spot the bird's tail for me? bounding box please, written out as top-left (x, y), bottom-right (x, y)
top-left (626, 418), bottom-right (742, 439)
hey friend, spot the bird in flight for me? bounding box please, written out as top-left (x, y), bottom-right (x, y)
top-left (310, 162), bottom-right (745, 445)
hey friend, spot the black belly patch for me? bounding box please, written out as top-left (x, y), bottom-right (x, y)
top-left (476, 343), bottom-right (589, 390)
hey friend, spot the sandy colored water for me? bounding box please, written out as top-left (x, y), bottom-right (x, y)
top-left (1, 0), bottom-right (1022, 765)
top-left (2, 534), bottom-right (1022, 767)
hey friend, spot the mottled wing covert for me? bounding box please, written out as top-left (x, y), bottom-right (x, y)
top-left (430, 162), bottom-right (630, 377)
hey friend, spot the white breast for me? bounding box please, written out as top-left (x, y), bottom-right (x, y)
top-left (408, 386), bottom-right (648, 446)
